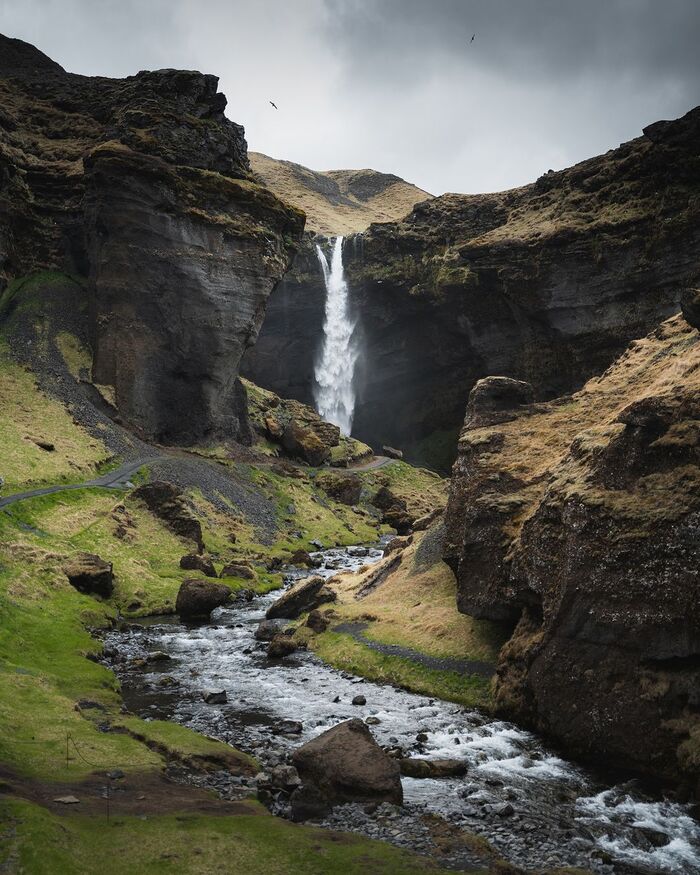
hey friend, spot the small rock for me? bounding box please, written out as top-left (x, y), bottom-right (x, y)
top-left (306, 610), bottom-right (328, 634)
top-left (267, 635), bottom-right (299, 658)
top-left (365, 716), bottom-right (381, 726)
top-left (220, 563), bottom-right (255, 580)
top-left (107, 770), bottom-right (125, 780)
top-left (146, 651), bottom-right (171, 662)
top-left (53, 796), bottom-right (80, 804)
top-left (254, 619), bottom-right (280, 641)
top-left (179, 554), bottom-right (217, 577)
top-left (203, 690), bottom-right (227, 705)
top-left (352, 695), bottom-right (366, 706)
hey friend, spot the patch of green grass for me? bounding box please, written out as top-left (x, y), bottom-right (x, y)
top-left (360, 461), bottom-right (447, 519)
top-left (0, 343), bottom-right (112, 492)
top-left (311, 631), bottom-right (492, 709)
top-left (116, 717), bottom-right (257, 773)
top-left (0, 798), bottom-right (449, 875)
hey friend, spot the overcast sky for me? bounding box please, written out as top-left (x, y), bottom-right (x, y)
top-left (1, 0), bottom-right (698, 194)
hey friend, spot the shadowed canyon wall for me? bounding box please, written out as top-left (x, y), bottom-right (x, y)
top-left (0, 35), bottom-right (304, 444)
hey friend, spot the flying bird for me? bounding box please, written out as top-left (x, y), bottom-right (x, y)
top-left (269, 100), bottom-right (278, 110)
top-left (470, 33), bottom-right (475, 42)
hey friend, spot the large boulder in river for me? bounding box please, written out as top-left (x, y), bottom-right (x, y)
top-left (291, 719), bottom-right (402, 818)
top-left (63, 553), bottom-right (113, 598)
top-left (176, 578), bottom-right (231, 620)
top-left (266, 576), bottom-right (336, 620)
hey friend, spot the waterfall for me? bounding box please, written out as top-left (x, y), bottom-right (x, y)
top-left (314, 236), bottom-right (357, 435)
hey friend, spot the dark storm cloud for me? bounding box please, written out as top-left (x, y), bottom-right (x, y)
top-left (1, 1), bottom-right (698, 194)
top-left (323, 0), bottom-right (700, 86)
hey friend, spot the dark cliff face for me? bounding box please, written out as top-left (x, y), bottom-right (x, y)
top-left (0, 34), bottom-right (304, 443)
top-left (246, 106), bottom-right (700, 469)
top-left (242, 237), bottom-right (326, 409)
top-left (443, 314), bottom-right (700, 788)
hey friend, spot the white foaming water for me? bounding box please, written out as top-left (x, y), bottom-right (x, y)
top-left (314, 236), bottom-right (357, 435)
top-left (108, 546), bottom-right (700, 875)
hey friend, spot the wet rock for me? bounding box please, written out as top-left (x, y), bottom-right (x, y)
top-left (267, 635), bottom-right (299, 658)
top-left (371, 486), bottom-right (415, 535)
top-left (305, 610), bottom-right (329, 634)
top-left (289, 549), bottom-right (314, 567)
top-left (274, 720), bottom-right (303, 735)
top-left (220, 563), bottom-right (255, 580)
top-left (365, 717), bottom-right (381, 726)
top-left (179, 554), bottom-right (217, 577)
top-left (203, 690), bottom-right (227, 704)
top-left (132, 482), bottom-right (204, 551)
top-left (347, 546), bottom-right (369, 557)
top-left (146, 651), bottom-right (171, 662)
top-left (352, 695), bottom-right (367, 706)
top-left (399, 758), bottom-right (467, 778)
top-left (63, 552), bottom-right (114, 598)
top-left (486, 802), bottom-right (515, 817)
top-left (291, 718), bottom-right (402, 818)
top-left (254, 619), bottom-right (280, 641)
top-left (266, 576), bottom-right (336, 620)
top-left (175, 578), bottom-right (231, 620)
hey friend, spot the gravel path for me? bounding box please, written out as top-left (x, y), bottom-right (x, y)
top-left (0, 456), bottom-right (162, 509)
top-left (333, 621), bottom-right (496, 678)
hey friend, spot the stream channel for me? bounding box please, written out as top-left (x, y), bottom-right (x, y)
top-left (105, 543), bottom-right (700, 874)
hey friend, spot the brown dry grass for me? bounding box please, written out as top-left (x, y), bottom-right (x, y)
top-left (327, 535), bottom-right (506, 662)
top-left (250, 152), bottom-right (432, 235)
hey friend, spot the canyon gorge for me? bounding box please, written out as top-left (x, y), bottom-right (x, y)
top-left (1, 30), bottom-right (699, 875)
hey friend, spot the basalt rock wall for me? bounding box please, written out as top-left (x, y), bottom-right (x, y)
top-left (443, 307), bottom-right (700, 788)
top-left (0, 34), bottom-right (304, 443)
top-left (245, 106), bottom-right (700, 469)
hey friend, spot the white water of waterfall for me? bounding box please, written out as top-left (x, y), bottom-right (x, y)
top-left (314, 236), bottom-right (357, 435)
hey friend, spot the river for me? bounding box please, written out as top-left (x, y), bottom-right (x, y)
top-left (104, 545), bottom-right (700, 874)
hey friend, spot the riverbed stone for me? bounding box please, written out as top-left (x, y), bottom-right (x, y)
top-left (266, 576), bottom-right (336, 620)
top-left (399, 758), bottom-right (467, 778)
top-left (203, 690), bottom-right (227, 704)
top-left (267, 634), bottom-right (299, 658)
top-left (291, 718), bottom-right (402, 818)
top-left (175, 578), bottom-right (232, 620)
top-left (254, 619), bottom-right (280, 641)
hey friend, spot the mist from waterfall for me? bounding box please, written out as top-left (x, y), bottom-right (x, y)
top-left (314, 236), bottom-right (357, 435)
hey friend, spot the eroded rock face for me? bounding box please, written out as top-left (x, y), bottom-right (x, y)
top-left (63, 553), bottom-right (113, 598)
top-left (131, 482), bottom-right (204, 551)
top-left (0, 35), bottom-right (304, 444)
top-left (444, 313), bottom-right (700, 788)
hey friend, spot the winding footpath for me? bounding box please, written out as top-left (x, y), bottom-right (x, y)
top-left (0, 456), bottom-right (163, 510)
top-left (0, 454), bottom-right (396, 511)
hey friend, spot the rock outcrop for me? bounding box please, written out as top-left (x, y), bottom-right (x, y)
top-left (444, 311), bottom-right (700, 789)
top-left (291, 719), bottom-right (403, 818)
top-left (131, 482), bottom-right (204, 551)
top-left (0, 34), bottom-right (304, 444)
top-left (63, 553), bottom-right (113, 598)
top-left (246, 106), bottom-right (700, 469)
